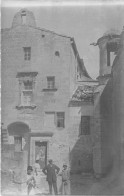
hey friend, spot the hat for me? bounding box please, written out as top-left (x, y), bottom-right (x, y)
top-left (27, 166), bottom-right (33, 171)
top-left (63, 163), bottom-right (67, 167)
top-left (48, 159), bottom-right (53, 163)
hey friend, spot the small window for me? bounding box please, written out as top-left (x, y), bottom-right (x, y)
top-left (81, 116), bottom-right (90, 135)
top-left (55, 51), bottom-right (60, 57)
top-left (56, 112), bottom-right (65, 128)
top-left (42, 34), bottom-right (45, 38)
top-left (23, 47), bottom-right (31, 61)
top-left (21, 11), bottom-right (26, 24)
top-left (14, 136), bottom-right (22, 152)
top-left (78, 160), bottom-right (81, 166)
top-left (47, 76), bottom-right (55, 89)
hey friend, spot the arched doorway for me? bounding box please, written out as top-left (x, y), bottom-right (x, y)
top-left (7, 122), bottom-right (30, 152)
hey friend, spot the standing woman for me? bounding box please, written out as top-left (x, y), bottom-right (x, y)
top-left (34, 159), bottom-right (42, 190)
top-left (27, 166), bottom-right (36, 195)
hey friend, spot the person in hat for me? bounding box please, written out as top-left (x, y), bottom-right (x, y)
top-left (60, 163), bottom-right (70, 195)
top-left (42, 159), bottom-right (60, 195)
top-left (27, 166), bottom-right (36, 195)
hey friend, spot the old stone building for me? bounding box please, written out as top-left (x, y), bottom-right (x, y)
top-left (1, 8), bottom-right (98, 177)
top-left (90, 28), bottom-right (124, 178)
top-left (2, 9), bottom-right (124, 188)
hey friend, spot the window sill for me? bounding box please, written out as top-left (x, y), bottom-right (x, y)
top-left (16, 105), bottom-right (36, 110)
top-left (56, 127), bottom-right (65, 130)
top-left (42, 88), bottom-right (57, 92)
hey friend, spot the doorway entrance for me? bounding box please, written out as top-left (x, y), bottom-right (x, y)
top-left (35, 141), bottom-right (47, 169)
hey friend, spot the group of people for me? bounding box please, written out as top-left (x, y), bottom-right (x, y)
top-left (27, 159), bottom-right (70, 195)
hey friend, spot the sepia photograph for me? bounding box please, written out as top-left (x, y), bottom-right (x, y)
top-left (1, 0), bottom-right (124, 195)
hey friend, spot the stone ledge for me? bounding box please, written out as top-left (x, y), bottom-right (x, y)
top-left (15, 105), bottom-right (36, 110)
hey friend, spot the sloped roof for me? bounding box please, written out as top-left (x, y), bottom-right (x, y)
top-left (70, 85), bottom-right (96, 103)
top-left (2, 10), bottom-right (92, 80)
top-left (69, 84), bottom-right (106, 107)
top-left (70, 38), bottom-right (91, 79)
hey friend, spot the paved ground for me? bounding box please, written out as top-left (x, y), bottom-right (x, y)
top-left (1, 171), bottom-right (124, 195)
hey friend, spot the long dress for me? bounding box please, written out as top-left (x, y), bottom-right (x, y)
top-left (27, 174), bottom-right (36, 195)
top-left (34, 163), bottom-right (42, 190)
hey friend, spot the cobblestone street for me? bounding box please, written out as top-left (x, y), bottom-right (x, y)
top-left (2, 170), bottom-right (124, 196)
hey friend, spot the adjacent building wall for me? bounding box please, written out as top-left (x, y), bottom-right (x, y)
top-left (112, 30), bottom-right (124, 173)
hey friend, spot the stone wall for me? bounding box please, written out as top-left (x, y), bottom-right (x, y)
top-left (1, 148), bottom-right (28, 193)
top-left (1, 9), bottom-right (96, 175)
top-left (1, 11), bottom-right (80, 174)
top-left (112, 30), bottom-right (124, 173)
top-left (100, 79), bottom-right (113, 175)
top-left (69, 106), bottom-right (94, 173)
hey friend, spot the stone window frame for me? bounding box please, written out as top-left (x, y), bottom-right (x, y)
top-left (47, 76), bottom-right (55, 89)
top-left (16, 72), bottom-right (38, 109)
top-left (21, 11), bottom-right (27, 24)
top-left (80, 116), bottom-right (90, 135)
top-left (56, 112), bottom-right (65, 128)
top-left (44, 111), bottom-right (65, 129)
top-left (23, 47), bottom-right (31, 61)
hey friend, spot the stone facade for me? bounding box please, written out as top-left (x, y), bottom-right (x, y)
top-left (111, 29), bottom-right (124, 174)
top-left (92, 29), bottom-right (123, 177)
top-left (2, 9), bottom-right (123, 180)
top-left (1, 9), bottom-right (97, 175)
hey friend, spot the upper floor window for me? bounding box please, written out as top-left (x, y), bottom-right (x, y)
top-left (81, 116), bottom-right (90, 135)
top-left (21, 90), bottom-right (32, 106)
top-left (44, 112), bottom-right (65, 129)
top-left (56, 112), bottom-right (65, 128)
top-left (16, 72), bottom-right (38, 109)
top-left (23, 47), bottom-right (31, 61)
top-left (55, 51), bottom-right (60, 57)
top-left (47, 76), bottom-right (55, 89)
top-left (23, 80), bottom-right (33, 90)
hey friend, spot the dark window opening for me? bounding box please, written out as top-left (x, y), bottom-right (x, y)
top-left (56, 112), bottom-right (65, 128)
top-left (47, 76), bottom-right (55, 89)
top-left (23, 47), bottom-right (31, 61)
top-left (42, 34), bottom-right (45, 38)
top-left (78, 160), bottom-right (81, 166)
top-left (107, 42), bottom-right (118, 67)
top-left (21, 11), bottom-right (26, 24)
top-left (55, 51), bottom-right (60, 57)
top-left (81, 116), bottom-right (90, 135)
top-left (23, 80), bottom-right (33, 90)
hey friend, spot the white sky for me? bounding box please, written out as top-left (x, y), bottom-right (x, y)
top-left (1, 0), bottom-right (124, 79)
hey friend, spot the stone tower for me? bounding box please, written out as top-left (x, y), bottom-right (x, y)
top-left (12, 9), bottom-right (36, 28)
top-left (96, 29), bottom-right (120, 81)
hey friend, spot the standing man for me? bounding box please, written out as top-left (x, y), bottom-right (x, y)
top-left (42, 159), bottom-right (60, 195)
top-left (60, 163), bottom-right (70, 195)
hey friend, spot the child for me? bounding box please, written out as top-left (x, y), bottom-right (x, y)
top-left (60, 163), bottom-right (70, 195)
top-left (27, 166), bottom-right (36, 195)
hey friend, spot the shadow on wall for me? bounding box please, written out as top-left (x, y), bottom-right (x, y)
top-left (69, 125), bottom-right (94, 195)
top-left (70, 138), bottom-right (93, 175)
top-left (69, 118), bottom-right (94, 175)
